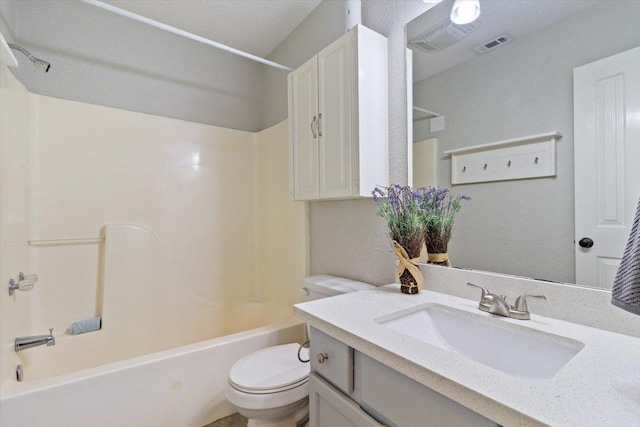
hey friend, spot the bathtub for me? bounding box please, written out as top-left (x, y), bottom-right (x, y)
top-left (1, 319), bottom-right (304, 427)
top-left (0, 225), bottom-right (305, 426)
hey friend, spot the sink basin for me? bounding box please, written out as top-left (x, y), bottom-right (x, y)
top-left (377, 303), bottom-right (584, 381)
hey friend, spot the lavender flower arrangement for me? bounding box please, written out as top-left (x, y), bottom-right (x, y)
top-left (372, 185), bottom-right (424, 259)
top-left (373, 185), bottom-right (425, 294)
top-left (416, 186), bottom-right (470, 263)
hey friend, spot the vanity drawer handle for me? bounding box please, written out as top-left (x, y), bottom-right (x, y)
top-left (317, 352), bottom-right (329, 364)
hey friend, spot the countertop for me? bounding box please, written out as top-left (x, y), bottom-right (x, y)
top-left (294, 285), bottom-right (640, 427)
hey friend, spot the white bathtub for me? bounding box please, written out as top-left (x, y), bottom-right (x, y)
top-left (1, 320), bottom-right (304, 427)
top-left (0, 225), bottom-right (305, 426)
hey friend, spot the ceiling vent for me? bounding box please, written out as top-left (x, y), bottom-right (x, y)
top-left (473, 34), bottom-right (512, 54)
top-left (409, 17), bottom-right (481, 53)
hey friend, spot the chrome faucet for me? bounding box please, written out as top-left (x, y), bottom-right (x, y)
top-left (467, 283), bottom-right (546, 320)
top-left (15, 328), bottom-right (55, 352)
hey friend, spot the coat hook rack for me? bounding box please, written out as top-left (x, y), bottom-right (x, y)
top-left (444, 132), bottom-right (562, 185)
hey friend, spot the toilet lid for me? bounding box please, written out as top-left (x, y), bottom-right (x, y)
top-left (229, 343), bottom-right (310, 393)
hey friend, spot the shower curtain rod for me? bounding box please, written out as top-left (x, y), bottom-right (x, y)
top-left (81, 0), bottom-right (294, 72)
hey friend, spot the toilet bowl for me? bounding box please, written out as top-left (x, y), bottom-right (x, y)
top-left (225, 343), bottom-right (310, 427)
top-left (225, 275), bottom-right (375, 427)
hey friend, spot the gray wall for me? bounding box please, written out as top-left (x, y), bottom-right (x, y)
top-left (3, 0), bottom-right (262, 132)
top-left (413, 1), bottom-right (640, 283)
top-left (0, 0), bottom-right (15, 42)
top-left (260, 0), bottom-right (347, 130)
top-left (261, 0), bottom-right (433, 286)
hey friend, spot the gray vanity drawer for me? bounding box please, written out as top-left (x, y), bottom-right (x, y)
top-left (310, 327), bottom-right (354, 393)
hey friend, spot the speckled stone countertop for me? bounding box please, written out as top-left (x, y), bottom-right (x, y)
top-left (294, 285), bottom-right (640, 427)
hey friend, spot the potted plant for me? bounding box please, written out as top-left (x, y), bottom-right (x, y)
top-left (373, 185), bottom-right (424, 294)
top-left (417, 187), bottom-right (470, 266)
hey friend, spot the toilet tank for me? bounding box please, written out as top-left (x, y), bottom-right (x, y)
top-left (301, 275), bottom-right (375, 302)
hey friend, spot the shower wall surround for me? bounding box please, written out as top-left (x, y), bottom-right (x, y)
top-left (0, 68), bottom-right (30, 388)
top-left (0, 69), bottom-right (306, 386)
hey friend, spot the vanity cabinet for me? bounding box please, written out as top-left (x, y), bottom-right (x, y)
top-left (287, 24), bottom-right (388, 201)
top-left (309, 373), bottom-right (385, 427)
top-left (309, 327), bottom-right (498, 427)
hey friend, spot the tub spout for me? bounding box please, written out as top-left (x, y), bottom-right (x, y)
top-left (15, 328), bottom-right (55, 352)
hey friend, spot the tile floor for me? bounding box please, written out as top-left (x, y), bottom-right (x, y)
top-left (203, 412), bottom-right (248, 427)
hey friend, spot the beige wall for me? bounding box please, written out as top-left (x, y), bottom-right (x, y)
top-left (255, 121), bottom-right (308, 311)
top-left (0, 75), bottom-right (306, 386)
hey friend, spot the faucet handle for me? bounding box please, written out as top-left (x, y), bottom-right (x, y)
top-left (514, 294), bottom-right (547, 312)
top-left (18, 279), bottom-right (36, 291)
top-left (47, 328), bottom-right (55, 346)
top-left (467, 283), bottom-right (489, 298)
top-left (21, 273), bottom-right (38, 282)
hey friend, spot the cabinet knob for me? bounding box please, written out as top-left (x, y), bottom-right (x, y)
top-left (317, 352), bottom-right (329, 364)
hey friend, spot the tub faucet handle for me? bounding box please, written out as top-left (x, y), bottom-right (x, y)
top-left (8, 272), bottom-right (39, 296)
top-left (20, 273), bottom-right (38, 282)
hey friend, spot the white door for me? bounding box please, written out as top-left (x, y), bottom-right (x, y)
top-left (318, 35), bottom-right (352, 199)
top-left (289, 56), bottom-right (319, 200)
top-left (574, 46), bottom-right (640, 288)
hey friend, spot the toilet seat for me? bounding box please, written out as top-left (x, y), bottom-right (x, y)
top-left (226, 344), bottom-right (310, 411)
top-left (229, 343), bottom-right (310, 393)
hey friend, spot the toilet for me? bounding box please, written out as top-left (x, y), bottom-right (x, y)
top-left (225, 275), bottom-right (375, 427)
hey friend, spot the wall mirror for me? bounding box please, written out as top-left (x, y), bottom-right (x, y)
top-left (408, 0), bottom-right (640, 288)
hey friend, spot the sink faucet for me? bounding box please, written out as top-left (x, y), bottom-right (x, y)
top-left (15, 328), bottom-right (55, 352)
top-left (467, 283), bottom-right (546, 320)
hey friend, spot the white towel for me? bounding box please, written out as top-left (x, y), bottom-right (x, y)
top-left (69, 317), bottom-right (102, 335)
top-left (611, 198), bottom-right (640, 315)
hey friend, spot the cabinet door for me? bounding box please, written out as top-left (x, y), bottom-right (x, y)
top-left (289, 56), bottom-right (319, 200)
top-left (318, 36), bottom-right (352, 199)
top-left (309, 373), bottom-right (385, 427)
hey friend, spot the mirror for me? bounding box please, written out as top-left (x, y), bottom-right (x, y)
top-left (408, 0), bottom-right (640, 287)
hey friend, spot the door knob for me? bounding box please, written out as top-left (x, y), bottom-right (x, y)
top-left (578, 237), bottom-right (594, 248)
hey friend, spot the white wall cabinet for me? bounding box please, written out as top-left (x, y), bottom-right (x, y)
top-left (288, 25), bottom-right (389, 201)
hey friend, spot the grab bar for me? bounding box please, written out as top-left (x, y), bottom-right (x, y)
top-left (28, 237), bottom-right (104, 247)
